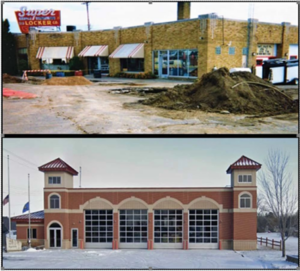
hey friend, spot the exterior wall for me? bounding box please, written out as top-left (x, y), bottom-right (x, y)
top-left (14, 18), bottom-right (298, 77)
top-left (44, 172), bottom-right (74, 189)
top-left (42, 186), bottom-right (257, 250)
top-left (15, 223), bottom-right (44, 247)
top-left (232, 169), bottom-right (257, 186)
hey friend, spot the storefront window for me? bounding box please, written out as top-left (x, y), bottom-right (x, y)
top-left (153, 51), bottom-right (158, 75)
top-left (169, 50), bottom-right (178, 76)
top-left (153, 49), bottom-right (198, 78)
top-left (188, 50), bottom-right (198, 77)
top-left (120, 59), bottom-right (144, 72)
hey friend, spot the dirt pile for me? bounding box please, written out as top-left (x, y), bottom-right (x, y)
top-left (143, 67), bottom-right (298, 115)
top-left (3, 73), bottom-right (24, 83)
top-left (42, 76), bottom-right (93, 86)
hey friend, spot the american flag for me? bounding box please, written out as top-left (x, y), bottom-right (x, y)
top-left (3, 195), bottom-right (9, 205)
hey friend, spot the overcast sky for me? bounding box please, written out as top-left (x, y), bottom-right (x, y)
top-left (2, 2), bottom-right (298, 33)
top-left (2, 138), bottom-right (298, 217)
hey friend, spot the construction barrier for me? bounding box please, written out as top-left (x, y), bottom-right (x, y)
top-left (22, 70), bottom-right (50, 81)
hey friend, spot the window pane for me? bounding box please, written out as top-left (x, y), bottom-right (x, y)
top-left (248, 175), bottom-right (252, 182)
top-left (238, 175), bottom-right (243, 182)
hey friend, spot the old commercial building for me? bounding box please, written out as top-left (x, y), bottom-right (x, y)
top-left (12, 155), bottom-right (261, 251)
top-left (13, 3), bottom-right (298, 79)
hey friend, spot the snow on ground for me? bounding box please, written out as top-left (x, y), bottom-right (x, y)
top-left (239, 232), bottom-right (299, 269)
top-left (3, 233), bottom-right (298, 269)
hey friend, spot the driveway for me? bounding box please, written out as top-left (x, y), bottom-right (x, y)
top-left (3, 80), bottom-right (298, 134)
top-left (3, 248), bottom-right (298, 269)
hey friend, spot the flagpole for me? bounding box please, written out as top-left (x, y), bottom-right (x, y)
top-left (28, 173), bottom-right (31, 248)
top-left (8, 155), bottom-right (11, 239)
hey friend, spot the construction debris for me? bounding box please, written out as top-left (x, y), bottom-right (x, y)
top-left (142, 67), bottom-right (298, 115)
top-left (41, 77), bottom-right (93, 86)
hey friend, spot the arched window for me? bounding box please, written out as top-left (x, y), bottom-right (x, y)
top-left (50, 195), bottom-right (60, 209)
top-left (240, 194), bottom-right (251, 208)
top-left (49, 223), bottom-right (61, 228)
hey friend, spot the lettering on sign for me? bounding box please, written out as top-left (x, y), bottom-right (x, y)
top-left (15, 6), bottom-right (61, 34)
top-left (257, 44), bottom-right (275, 56)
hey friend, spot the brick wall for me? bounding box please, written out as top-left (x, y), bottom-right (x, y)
top-left (14, 18), bottom-right (298, 77)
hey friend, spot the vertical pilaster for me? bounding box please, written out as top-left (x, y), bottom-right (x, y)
top-left (148, 212), bottom-right (153, 249)
top-left (277, 22), bottom-right (291, 58)
top-left (113, 212), bottom-right (119, 249)
top-left (183, 212), bottom-right (189, 249)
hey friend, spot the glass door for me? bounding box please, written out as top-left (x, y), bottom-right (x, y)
top-left (49, 228), bottom-right (61, 248)
top-left (72, 229), bottom-right (78, 248)
top-left (159, 51), bottom-right (169, 78)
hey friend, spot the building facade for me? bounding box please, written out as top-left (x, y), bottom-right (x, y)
top-left (12, 155), bottom-right (261, 251)
top-left (13, 3), bottom-right (298, 79)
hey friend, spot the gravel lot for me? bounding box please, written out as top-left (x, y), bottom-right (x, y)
top-left (3, 79), bottom-right (298, 134)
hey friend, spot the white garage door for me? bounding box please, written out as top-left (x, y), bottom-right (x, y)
top-left (189, 209), bottom-right (219, 249)
top-left (85, 210), bottom-right (113, 249)
top-left (119, 210), bottom-right (148, 249)
top-left (154, 210), bottom-right (183, 249)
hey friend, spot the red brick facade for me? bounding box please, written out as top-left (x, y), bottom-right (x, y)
top-left (13, 156), bottom-right (260, 250)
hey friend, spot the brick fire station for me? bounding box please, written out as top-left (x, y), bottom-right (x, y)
top-left (12, 155), bottom-right (261, 251)
top-left (14, 2), bottom-right (298, 79)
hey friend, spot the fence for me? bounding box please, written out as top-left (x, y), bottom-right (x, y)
top-left (257, 236), bottom-right (282, 250)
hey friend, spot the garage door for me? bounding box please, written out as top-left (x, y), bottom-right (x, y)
top-left (119, 210), bottom-right (148, 249)
top-left (189, 209), bottom-right (218, 249)
top-left (85, 210), bottom-right (113, 249)
top-left (154, 210), bottom-right (183, 249)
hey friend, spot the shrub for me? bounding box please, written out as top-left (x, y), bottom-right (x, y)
top-left (69, 56), bottom-right (84, 71)
top-left (113, 72), bottom-right (157, 79)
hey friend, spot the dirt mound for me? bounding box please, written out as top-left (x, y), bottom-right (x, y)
top-left (143, 67), bottom-right (298, 115)
top-left (3, 73), bottom-right (24, 83)
top-left (42, 76), bottom-right (93, 86)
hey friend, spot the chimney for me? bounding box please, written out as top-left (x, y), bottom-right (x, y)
top-left (177, 2), bottom-right (191, 20)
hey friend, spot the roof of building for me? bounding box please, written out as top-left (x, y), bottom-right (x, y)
top-left (11, 210), bottom-right (44, 222)
top-left (226, 155), bottom-right (262, 173)
top-left (38, 158), bottom-right (78, 176)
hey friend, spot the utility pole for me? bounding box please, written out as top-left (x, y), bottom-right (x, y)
top-left (28, 174), bottom-right (31, 248)
top-left (82, 2), bottom-right (91, 31)
top-left (8, 155), bottom-right (11, 239)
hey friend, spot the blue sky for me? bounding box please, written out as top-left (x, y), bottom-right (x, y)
top-left (3, 2), bottom-right (298, 33)
top-left (2, 138), bottom-right (298, 216)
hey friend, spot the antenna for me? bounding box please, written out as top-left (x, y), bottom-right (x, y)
top-left (82, 2), bottom-right (91, 31)
top-left (79, 167), bottom-right (82, 188)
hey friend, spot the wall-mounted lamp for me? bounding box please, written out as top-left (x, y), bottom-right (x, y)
top-left (252, 52), bottom-right (257, 56)
top-left (285, 53), bottom-right (289, 57)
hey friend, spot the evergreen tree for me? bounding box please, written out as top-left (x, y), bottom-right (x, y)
top-left (3, 19), bottom-right (18, 75)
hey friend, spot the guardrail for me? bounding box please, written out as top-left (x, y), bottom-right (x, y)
top-left (257, 236), bottom-right (281, 250)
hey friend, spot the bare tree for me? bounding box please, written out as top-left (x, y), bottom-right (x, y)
top-left (258, 149), bottom-right (298, 257)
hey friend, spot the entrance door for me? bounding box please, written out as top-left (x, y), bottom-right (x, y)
top-left (119, 210), bottom-right (148, 249)
top-left (159, 51), bottom-right (168, 78)
top-left (49, 223), bottom-right (62, 248)
top-left (153, 210), bottom-right (183, 249)
top-left (189, 209), bottom-right (219, 249)
top-left (72, 229), bottom-right (78, 248)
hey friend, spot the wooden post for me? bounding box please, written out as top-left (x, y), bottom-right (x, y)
top-left (260, 237), bottom-right (262, 245)
top-left (280, 240), bottom-right (281, 250)
top-left (266, 237), bottom-right (268, 247)
top-left (272, 239), bottom-right (274, 249)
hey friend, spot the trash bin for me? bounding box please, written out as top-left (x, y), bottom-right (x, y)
top-left (94, 69), bottom-right (101, 78)
top-left (46, 73), bottom-right (52, 79)
top-left (56, 72), bottom-right (65, 77)
top-left (75, 71), bottom-right (83, 76)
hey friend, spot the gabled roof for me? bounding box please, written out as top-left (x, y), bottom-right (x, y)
top-left (38, 158), bottom-right (78, 176)
top-left (11, 210), bottom-right (44, 222)
top-left (226, 155), bottom-right (261, 173)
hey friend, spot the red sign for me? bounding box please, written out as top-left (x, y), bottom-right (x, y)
top-left (15, 6), bottom-right (61, 34)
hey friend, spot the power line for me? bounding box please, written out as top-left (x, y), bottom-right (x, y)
top-left (3, 149), bottom-right (39, 167)
top-left (5, 157), bottom-right (38, 171)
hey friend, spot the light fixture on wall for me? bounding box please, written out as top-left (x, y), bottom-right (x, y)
top-left (252, 52), bottom-right (257, 56)
top-left (285, 53), bottom-right (289, 57)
